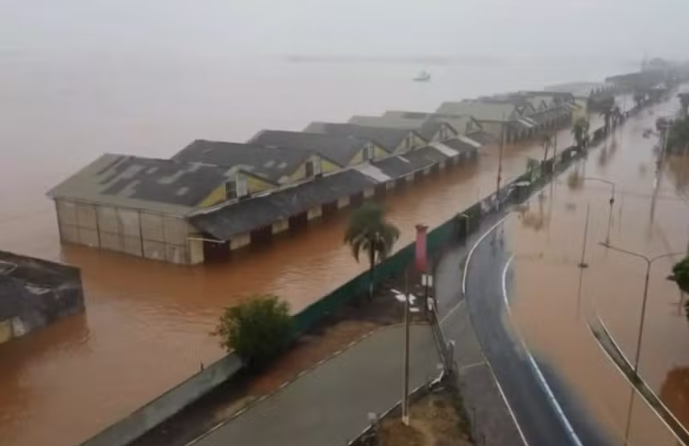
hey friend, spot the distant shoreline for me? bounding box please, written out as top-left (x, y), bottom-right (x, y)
top-left (284, 54), bottom-right (641, 68)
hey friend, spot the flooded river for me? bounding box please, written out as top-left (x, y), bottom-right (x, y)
top-left (0, 5), bottom-right (636, 445)
top-left (507, 95), bottom-right (689, 445)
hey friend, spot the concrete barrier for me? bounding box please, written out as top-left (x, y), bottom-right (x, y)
top-left (78, 353), bottom-right (242, 446)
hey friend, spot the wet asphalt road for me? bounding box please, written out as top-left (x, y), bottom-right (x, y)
top-left (460, 219), bottom-right (615, 446)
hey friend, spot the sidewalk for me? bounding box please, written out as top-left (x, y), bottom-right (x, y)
top-left (191, 324), bottom-right (439, 446)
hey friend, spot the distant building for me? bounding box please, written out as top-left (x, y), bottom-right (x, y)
top-left (0, 250), bottom-right (84, 344)
top-left (545, 82), bottom-right (616, 117)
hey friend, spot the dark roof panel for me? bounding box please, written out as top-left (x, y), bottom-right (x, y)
top-left (371, 156), bottom-right (417, 178)
top-left (304, 122), bottom-right (410, 152)
top-left (172, 140), bottom-right (311, 183)
top-left (403, 146), bottom-right (448, 167)
top-left (442, 138), bottom-right (480, 155)
top-left (250, 130), bottom-right (371, 167)
top-left (191, 170), bottom-right (378, 240)
top-left (47, 154), bottom-right (233, 214)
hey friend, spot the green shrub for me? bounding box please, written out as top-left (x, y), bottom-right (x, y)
top-left (213, 295), bottom-right (294, 367)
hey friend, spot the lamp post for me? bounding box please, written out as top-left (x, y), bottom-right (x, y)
top-left (599, 242), bottom-right (683, 445)
top-left (598, 242), bottom-right (683, 376)
top-left (582, 177), bottom-right (616, 245)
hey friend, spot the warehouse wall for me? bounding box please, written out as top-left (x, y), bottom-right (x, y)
top-left (55, 200), bottom-right (193, 265)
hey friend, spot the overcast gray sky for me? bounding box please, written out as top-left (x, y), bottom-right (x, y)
top-left (1, 0), bottom-right (686, 62)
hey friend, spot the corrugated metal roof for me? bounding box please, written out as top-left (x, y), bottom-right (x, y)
top-left (47, 154), bottom-right (233, 215)
top-left (172, 140), bottom-right (310, 184)
top-left (436, 101), bottom-right (516, 122)
top-left (250, 130), bottom-right (371, 167)
top-left (370, 156), bottom-right (416, 179)
top-left (190, 169), bottom-right (379, 240)
top-left (303, 122), bottom-right (412, 153)
top-left (442, 138), bottom-right (481, 155)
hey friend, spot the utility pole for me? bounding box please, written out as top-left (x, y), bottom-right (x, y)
top-left (402, 270), bottom-right (411, 426)
top-left (496, 114), bottom-right (506, 201)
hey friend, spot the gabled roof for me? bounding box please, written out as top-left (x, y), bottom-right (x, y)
top-left (303, 122), bottom-right (418, 152)
top-left (382, 111), bottom-right (483, 136)
top-left (518, 91), bottom-right (576, 105)
top-left (172, 140), bottom-right (311, 184)
top-left (47, 154), bottom-right (233, 215)
top-left (190, 169), bottom-right (378, 240)
top-left (250, 130), bottom-right (371, 167)
top-left (348, 115), bottom-right (455, 140)
top-left (545, 82), bottom-right (613, 99)
top-left (440, 137), bottom-right (482, 155)
top-left (436, 101), bottom-right (517, 122)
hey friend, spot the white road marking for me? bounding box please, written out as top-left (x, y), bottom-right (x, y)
top-left (459, 217), bottom-right (529, 446)
top-left (502, 255), bottom-right (584, 446)
top-left (461, 215), bottom-right (510, 295)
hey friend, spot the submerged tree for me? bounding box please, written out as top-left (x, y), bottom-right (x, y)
top-left (572, 118), bottom-right (590, 149)
top-left (600, 107), bottom-right (613, 133)
top-left (344, 203), bottom-right (400, 299)
top-left (667, 116), bottom-right (689, 155)
top-left (671, 256), bottom-right (689, 320)
top-left (680, 93), bottom-right (689, 117)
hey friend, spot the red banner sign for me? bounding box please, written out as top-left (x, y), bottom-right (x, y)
top-left (415, 224), bottom-right (428, 272)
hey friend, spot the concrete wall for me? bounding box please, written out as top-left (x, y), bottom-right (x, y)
top-left (78, 354), bottom-right (243, 446)
top-left (56, 200), bottom-right (194, 265)
top-left (0, 250), bottom-right (85, 344)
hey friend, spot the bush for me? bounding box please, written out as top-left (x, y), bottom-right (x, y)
top-left (213, 295), bottom-right (294, 367)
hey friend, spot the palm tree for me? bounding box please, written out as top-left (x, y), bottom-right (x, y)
top-left (572, 117), bottom-right (590, 149)
top-left (344, 203), bottom-right (400, 299)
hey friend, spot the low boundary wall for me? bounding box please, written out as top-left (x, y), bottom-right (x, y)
top-left (79, 118), bottom-right (621, 446)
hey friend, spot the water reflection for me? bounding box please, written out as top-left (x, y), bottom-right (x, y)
top-left (660, 366), bottom-right (689, 431)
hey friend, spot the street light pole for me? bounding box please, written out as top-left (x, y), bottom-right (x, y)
top-left (402, 270), bottom-right (411, 426)
top-left (598, 242), bottom-right (684, 376)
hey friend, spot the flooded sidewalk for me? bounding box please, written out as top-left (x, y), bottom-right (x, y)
top-left (502, 98), bottom-right (689, 445)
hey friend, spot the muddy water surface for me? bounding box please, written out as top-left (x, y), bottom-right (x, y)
top-left (506, 96), bottom-right (689, 445)
top-left (0, 10), bottom-right (632, 442)
top-left (0, 82), bottom-right (593, 446)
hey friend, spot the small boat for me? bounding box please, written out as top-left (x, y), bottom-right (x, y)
top-left (413, 70), bottom-right (431, 82)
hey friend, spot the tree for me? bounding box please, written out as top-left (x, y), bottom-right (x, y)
top-left (679, 93), bottom-right (689, 116)
top-left (671, 256), bottom-right (689, 319)
top-left (344, 203), bottom-right (400, 299)
top-left (540, 134), bottom-right (552, 176)
top-left (667, 116), bottom-right (689, 155)
top-left (600, 107), bottom-right (613, 133)
top-left (213, 295), bottom-right (294, 367)
top-left (572, 118), bottom-right (590, 149)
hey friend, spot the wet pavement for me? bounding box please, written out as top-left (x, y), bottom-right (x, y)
top-left (190, 324), bottom-right (438, 446)
top-left (475, 93), bottom-right (689, 445)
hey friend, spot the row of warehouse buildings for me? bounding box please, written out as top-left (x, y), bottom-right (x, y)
top-left (47, 88), bottom-right (595, 264)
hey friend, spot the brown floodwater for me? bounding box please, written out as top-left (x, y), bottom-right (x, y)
top-left (0, 73), bottom-right (605, 446)
top-left (507, 94), bottom-right (689, 445)
top-left (0, 19), bottom-right (632, 444)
